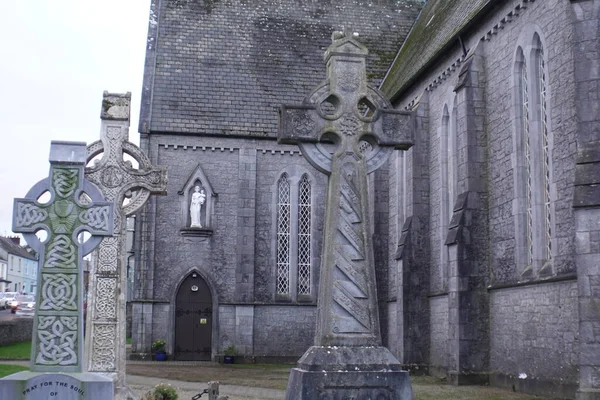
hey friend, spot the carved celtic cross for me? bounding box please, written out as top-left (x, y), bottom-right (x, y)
top-left (84, 92), bottom-right (167, 397)
top-left (13, 141), bottom-right (114, 372)
top-left (279, 30), bottom-right (413, 347)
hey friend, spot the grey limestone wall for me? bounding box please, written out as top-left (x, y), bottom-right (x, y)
top-left (253, 305), bottom-right (316, 357)
top-left (428, 295), bottom-right (448, 376)
top-left (254, 145), bottom-right (327, 303)
top-left (387, 0), bottom-right (578, 385)
top-left (391, 0), bottom-right (577, 287)
top-left (218, 305), bottom-right (254, 355)
top-left (386, 301), bottom-right (397, 354)
top-left (482, 0), bottom-right (577, 282)
top-left (489, 281), bottom-right (578, 397)
top-left (152, 302), bottom-right (171, 352)
top-left (152, 136), bottom-right (240, 302)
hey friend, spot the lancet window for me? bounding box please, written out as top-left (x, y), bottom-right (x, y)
top-left (513, 30), bottom-right (554, 277)
top-left (275, 171), bottom-right (314, 299)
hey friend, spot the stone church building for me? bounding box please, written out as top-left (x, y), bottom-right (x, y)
top-left (130, 0), bottom-right (600, 398)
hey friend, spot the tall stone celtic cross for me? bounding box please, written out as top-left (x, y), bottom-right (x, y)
top-left (279, 30), bottom-right (413, 348)
top-left (13, 141), bottom-right (114, 373)
top-left (84, 92), bottom-right (167, 397)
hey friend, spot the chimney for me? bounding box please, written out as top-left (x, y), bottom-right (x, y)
top-left (8, 237), bottom-right (20, 246)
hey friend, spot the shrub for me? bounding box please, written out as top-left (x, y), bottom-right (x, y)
top-left (151, 340), bottom-right (166, 353)
top-left (142, 383), bottom-right (178, 400)
top-left (224, 345), bottom-right (238, 356)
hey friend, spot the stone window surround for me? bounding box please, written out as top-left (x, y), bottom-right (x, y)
top-left (272, 165), bottom-right (317, 303)
top-left (510, 24), bottom-right (555, 279)
top-left (439, 92), bottom-right (459, 290)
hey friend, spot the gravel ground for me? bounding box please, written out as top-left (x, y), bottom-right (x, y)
top-left (1, 360), bottom-right (550, 399)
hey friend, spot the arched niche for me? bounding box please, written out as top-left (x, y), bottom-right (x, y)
top-left (179, 164), bottom-right (216, 236)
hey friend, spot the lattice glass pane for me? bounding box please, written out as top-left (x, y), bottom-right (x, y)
top-left (522, 60), bottom-right (534, 266)
top-left (297, 174), bottom-right (312, 295)
top-left (276, 174), bottom-right (291, 294)
top-left (539, 48), bottom-right (552, 260)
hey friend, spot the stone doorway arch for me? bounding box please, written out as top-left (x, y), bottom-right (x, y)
top-left (174, 271), bottom-right (213, 360)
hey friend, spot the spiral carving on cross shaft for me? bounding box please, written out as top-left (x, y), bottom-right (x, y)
top-left (331, 162), bottom-right (371, 333)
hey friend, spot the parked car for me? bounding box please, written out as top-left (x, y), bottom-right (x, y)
top-left (0, 293), bottom-right (8, 309)
top-left (10, 295), bottom-right (35, 314)
top-left (3, 292), bottom-right (18, 310)
top-left (15, 300), bottom-right (35, 317)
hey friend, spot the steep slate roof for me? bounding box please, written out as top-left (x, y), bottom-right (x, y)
top-left (0, 237), bottom-right (37, 261)
top-left (140, 0), bottom-right (423, 138)
top-left (380, 0), bottom-right (495, 100)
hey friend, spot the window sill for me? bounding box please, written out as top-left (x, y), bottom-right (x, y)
top-left (180, 227), bottom-right (213, 237)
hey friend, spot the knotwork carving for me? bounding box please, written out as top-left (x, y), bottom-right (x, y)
top-left (36, 316), bottom-right (78, 365)
top-left (53, 168), bottom-right (78, 199)
top-left (40, 273), bottom-right (77, 311)
top-left (83, 94), bottom-right (166, 384)
top-left (14, 141), bottom-right (114, 374)
top-left (97, 237), bottom-right (118, 272)
top-left (91, 324), bottom-right (117, 371)
top-left (79, 206), bottom-right (111, 230)
top-left (44, 234), bottom-right (77, 269)
top-left (339, 115), bottom-right (360, 136)
top-left (95, 278), bottom-right (117, 319)
top-left (106, 126), bottom-right (122, 140)
top-left (338, 71), bottom-right (359, 92)
top-left (101, 166), bottom-right (125, 188)
top-left (16, 203), bottom-right (48, 227)
top-left (291, 110), bottom-right (316, 135)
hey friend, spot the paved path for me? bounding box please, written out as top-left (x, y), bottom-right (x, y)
top-left (0, 360), bottom-right (285, 400)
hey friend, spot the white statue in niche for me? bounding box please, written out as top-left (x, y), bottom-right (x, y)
top-left (190, 186), bottom-right (206, 228)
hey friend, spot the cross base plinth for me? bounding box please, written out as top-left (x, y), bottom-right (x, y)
top-left (285, 346), bottom-right (413, 400)
top-left (0, 371), bottom-right (114, 400)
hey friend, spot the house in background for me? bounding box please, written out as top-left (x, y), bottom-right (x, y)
top-left (0, 237), bottom-right (38, 294)
top-left (0, 255), bottom-right (9, 292)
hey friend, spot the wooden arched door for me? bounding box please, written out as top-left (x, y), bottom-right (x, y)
top-left (175, 272), bottom-right (212, 360)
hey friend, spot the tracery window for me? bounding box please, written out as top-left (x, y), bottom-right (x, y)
top-left (275, 171), bottom-right (314, 299)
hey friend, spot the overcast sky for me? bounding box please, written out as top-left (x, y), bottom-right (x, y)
top-left (0, 1), bottom-right (150, 237)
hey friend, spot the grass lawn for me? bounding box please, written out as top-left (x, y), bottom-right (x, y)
top-left (0, 341), bottom-right (31, 360)
top-left (0, 364), bottom-right (28, 378)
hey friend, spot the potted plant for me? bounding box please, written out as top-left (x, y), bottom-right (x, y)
top-left (142, 383), bottom-right (178, 400)
top-left (223, 345), bottom-right (238, 364)
top-left (152, 340), bottom-right (167, 361)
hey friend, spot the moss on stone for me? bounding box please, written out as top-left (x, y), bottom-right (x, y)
top-left (381, 0), bottom-right (493, 99)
